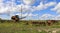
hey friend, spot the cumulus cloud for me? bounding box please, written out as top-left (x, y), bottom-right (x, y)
top-left (23, 0), bottom-right (35, 5)
top-left (12, 13), bottom-right (38, 20)
top-left (0, 0), bottom-right (34, 14)
top-left (39, 13), bottom-right (60, 20)
top-left (15, 13), bottom-right (38, 17)
top-left (55, 15), bottom-right (60, 20)
top-left (28, 13), bottom-right (38, 17)
top-left (51, 2), bottom-right (60, 13)
top-left (0, 0), bottom-right (16, 13)
top-left (39, 14), bottom-right (55, 20)
top-left (0, 0), bottom-right (58, 20)
top-left (0, 0), bottom-right (56, 14)
top-left (15, 13), bottom-right (28, 17)
top-left (34, 2), bottom-right (57, 10)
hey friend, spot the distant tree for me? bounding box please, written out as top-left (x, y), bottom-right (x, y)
top-left (0, 18), bottom-right (1, 20)
top-left (0, 18), bottom-right (1, 22)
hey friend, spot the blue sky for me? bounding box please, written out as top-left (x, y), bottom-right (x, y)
top-left (0, 0), bottom-right (60, 20)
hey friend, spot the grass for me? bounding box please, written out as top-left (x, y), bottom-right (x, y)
top-left (0, 20), bottom-right (60, 33)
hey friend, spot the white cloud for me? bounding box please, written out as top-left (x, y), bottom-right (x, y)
top-left (39, 13), bottom-right (60, 20)
top-left (39, 14), bottom-right (55, 20)
top-left (35, 2), bottom-right (57, 10)
top-left (16, 13), bottom-right (28, 17)
top-left (28, 13), bottom-right (38, 17)
top-left (19, 4), bottom-right (34, 12)
top-left (12, 13), bottom-right (38, 20)
top-left (9, 13), bottom-right (60, 20)
top-left (0, 0), bottom-right (58, 20)
top-left (51, 2), bottom-right (60, 13)
top-left (23, 0), bottom-right (35, 5)
top-left (0, 0), bottom-right (16, 13)
top-left (0, 1), bottom-right (34, 14)
top-left (0, 0), bottom-right (57, 14)
top-left (44, 2), bottom-right (57, 8)
top-left (55, 15), bottom-right (60, 20)
top-left (34, 2), bottom-right (44, 10)
top-left (15, 13), bottom-right (38, 17)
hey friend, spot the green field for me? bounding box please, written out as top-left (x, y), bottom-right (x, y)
top-left (0, 20), bottom-right (60, 33)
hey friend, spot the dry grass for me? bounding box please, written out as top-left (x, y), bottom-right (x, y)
top-left (0, 20), bottom-right (60, 33)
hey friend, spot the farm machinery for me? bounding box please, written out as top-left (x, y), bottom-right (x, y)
top-left (11, 15), bottom-right (27, 22)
